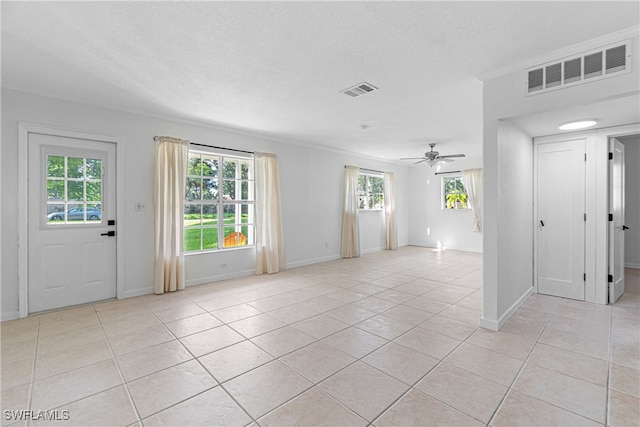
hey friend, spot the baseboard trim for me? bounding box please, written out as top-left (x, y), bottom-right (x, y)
top-left (1, 311), bottom-right (20, 322)
top-left (625, 263), bottom-right (640, 269)
top-left (124, 287), bottom-right (154, 298)
top-left (287, 255), bottom-right (341, 269)
top-left (185, 269), bottom-right (256, 287)
top-left (480, 287), bottom-right (534, 331)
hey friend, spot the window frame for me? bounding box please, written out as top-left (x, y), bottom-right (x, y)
top-left (184, 148), bottom-right (255, 253)
top-left (358, 172), bottom-right (385, 211)
top-left (441, 174), bottom-right (471, 210)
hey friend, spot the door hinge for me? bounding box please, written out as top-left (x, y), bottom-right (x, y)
top-left (585, 153), bottom-right (587, 162)
top-left (609, 213), bottom-right (613, 221)
top-left (608, 274), bottom-right (613, 283)
top-left (584, 213), bottom-right (587, 221)
top-left (583, 273), bottom-right (586, 281)
top-left (609, 152), bottom-right (613, 160)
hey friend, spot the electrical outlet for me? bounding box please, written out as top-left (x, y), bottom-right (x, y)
top-left (135, 202), bottom-right (146, 212)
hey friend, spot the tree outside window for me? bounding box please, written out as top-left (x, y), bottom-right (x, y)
top-left (443, 176), bottom-right (469, 209)
top-left (358, 174), bottom-right (384, 210)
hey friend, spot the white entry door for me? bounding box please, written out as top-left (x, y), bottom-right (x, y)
top-left (536, 138), bottom-right (586, 300)
top-left (609, 138), bottom-right (626, 303)
top-left (28, 133), bottom-right (117, 313)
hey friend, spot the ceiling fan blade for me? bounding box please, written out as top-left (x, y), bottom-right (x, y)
top-left (438, 154), bottom-right (466, 159)
top-left (440, 158), bottom-right (455, 163)
top-left (414, 159), bottom-right (427, 164)
top-left (400, 157), bottom-right (427, 160)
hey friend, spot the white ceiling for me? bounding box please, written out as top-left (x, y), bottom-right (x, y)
top-left (2, 1), bottom-right (639, 162)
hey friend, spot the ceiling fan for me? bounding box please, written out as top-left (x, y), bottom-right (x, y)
top-left (401, 143), bottom-right (466, 167)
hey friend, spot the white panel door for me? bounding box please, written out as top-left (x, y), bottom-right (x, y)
top-left (537, 138), bottom-right (586, 300)
top-left (28, 133), bottom-right (117, 313)
top-left (609, 138), bottom-right (626, 303)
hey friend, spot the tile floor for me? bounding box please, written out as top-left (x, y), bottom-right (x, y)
top-left (1, 247), bottom-right (639, 426)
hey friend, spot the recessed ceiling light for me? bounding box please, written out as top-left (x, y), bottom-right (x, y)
top-left (558, 120), bottom-right (597, 130)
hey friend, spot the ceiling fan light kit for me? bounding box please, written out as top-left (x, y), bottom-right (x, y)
top-left (400, 142), bottom-right (466, 167)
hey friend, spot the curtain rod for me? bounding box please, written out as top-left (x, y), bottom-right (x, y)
top-left (153, 136), bottom-right (254, 155)
top-left (434, 170), bottom-right (461, 175)
top-left (345, 166), bottom-right (384, 174)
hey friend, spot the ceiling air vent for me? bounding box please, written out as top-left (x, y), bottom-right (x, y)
top-left (526, 39), bottom-right (631, 96)
top-left (340, 82), bottom-right (378, 98)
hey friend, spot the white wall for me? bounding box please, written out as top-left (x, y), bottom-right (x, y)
top-left (1, 89), bottom-right (410, 320)
top-left (409, 159), bottom-right (482, 253)
top-left (620, 135), bottom-right (640, 268)
top-left (481, 32), bottom-right (640, 329)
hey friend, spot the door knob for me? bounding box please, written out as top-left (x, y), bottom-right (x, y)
top-left (540, 220), bottom-right (545, 227)
top-left (101, 230), bottom-right (116, 237)
top-left (623, 225), bottom-right (630, 231)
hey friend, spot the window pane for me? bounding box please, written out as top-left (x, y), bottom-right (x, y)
top-left (240, 160), bottom-right (251, 179)
top-left (86, 159), bottom-right (102, 179)
top-left (186, 178), bottom-right (201, 201)
top-left (223, 228), bottom-right (247, 248)
top-left (188, 154), bottom-right (202, 176)
top-left (202, 178), bottom-right (218, 200)
top-left (444, 177), bottom-right (469, 209)
top-left (223, 159), bottom-right (237, 178)
top-left (67, 157), bottom-right (84, 179)
top-left (86, 182), bottom-right (101, 202)
top-left (202, 156), bottom-right (218, 177)
top-left (86, 205), bottom-right (102, 222)
top-left (240, 181), bottom-right (251, 201)
top-left (184, 227), bottom-right (202, 252)
top-left (184, 204), bottom-right (202, 226)
top-left (47, 180), bottom-right (65, 200)
top-left (66, 203), bottom-right (85, 222)
top-left (202, 227), bottom-right (218, 250)
top-left (371, 193), bottom-right (384, 209)
top-left (358, 175), bottom-right (366, 193)
top-left (202, 204), bottom-right (217, 225)
top-left (67, 181), bottom-right (84, 201)
top-left (240, 204), bottom-right (252, 222)
top-left (47, 204), bottom-right (65, 223)
top-left (370, 176), bottom-right (384, 193)
top-left (222, 180), bottom-right (235, 200)
top-left (47, 156), bottom-right (65, 178)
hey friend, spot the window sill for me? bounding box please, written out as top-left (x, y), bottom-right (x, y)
top-left (185, 245), bottom-right (255, 256)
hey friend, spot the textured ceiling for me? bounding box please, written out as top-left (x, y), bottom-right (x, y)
top-left (2, 1), bottom-right (639, 162)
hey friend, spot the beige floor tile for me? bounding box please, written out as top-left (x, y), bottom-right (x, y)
top-left (101, 311), bottom-right (161, 338)
top-left (1, 384), bottom-right (30, 427)
top-left (444, 342), bottom-right (523, 387)
top-left (266, 305), bottom-right (319, 324)
top-left (419, 315), bottom-right (478, 341)
top-left (36, 305), bottom-right (96, 322)
top-left (292, 314), bottom-right (349, 339)
top-left (163, 313), bottom-right (222, 338)
top-left (228, 314), bottom-right (286, 338)
top-left (500, 308), bottom-right (550, 337)
top-left (355, 315), bottom-right (414, 340)
top-left (527, 343), bottom-right (608, 386)
top-left (108, 324), bottom-right (175, 357)
top-left (439, 305), bottom-right (482, 325)
top-left (0, 338), bottom-right (35, 364)
top-left (143, 386), bottom-right (252, 427)
top-left (196, 294), bottom-right (244, 312)
top-left (521, 294), bottom-right (561, 314)
top-left (373, 388), bottom-right (483, 427)
top-left (380, 305), bottom-right (434, 326)
top-left (128, 360), bottom-right (216, 418)
top-left (416, 363), bottom-right (507, 423)
top-left (324, 304), bottom-right (376, 325)
top-left (0, 358), bottom-right (33, 390)
top-left (152, 302), bottom-right (206, 323)
top-left (117, 339), bottom-right (192, 382)
top-left (424, 286), bottom-right (474, 304)
top-left (224, 360), bottom-right (312, 419)
top-left (491, 389), bottom-right (601, 427)
top-left (539, 327), bottom-right (609, 361)
top-left (319, 361), bottom-right (409, 422)
top-left (198, 340), bottom-right (273, 383)
top-left (299, 296), bottom-right (345, 313)
top-left (96, 303), bottom-right (148, 324)
top-left (513, 363), bottom-right (606, 423)
top-left (251, 326), bottom-right (315, 357)
top-left (281, 341), bottom-right (356, 383)
top-left (394, 327), bottom-right (461, 360)
top-left (326, 289), bottom-right (370, 304)
top-left (0, 317), bottom-right (39, 344)
top-left (37, 324), bottom-right (105, 355)
top-left (350, 284), bottom-right (389, 297)
top-left (608, 389), bottom-right (640, 427)
top-left (352, 296), bottom-right (398, 313)
top-left (611, 341), bottom-right (640, 370)
top-left (34, 337), bottom-right (112, 380)
top-left (322, 327), bottom-right (388, 358)
top-left (211, 304), bottom-right (262, 323)
top-left (375, 289), bottom-right (415, 304)
top-left (610, 363), bottom-right (640, 398)
top-left (467, 328), bottom-right (536, 360)
top-left (31, 358), bottom-right (122, 411)
top-left (363, 342), bottom-right (439, 385)
top-left (38, 311), bottom-right (100, 337)
top-left (258, 387), bottom-right (367, 427)
top-left (402, 296), bottom-right (451, 314)
top-left (179, 325), bottom-right (245, 357)
top-left (547, 313), bottom-right (610, 341)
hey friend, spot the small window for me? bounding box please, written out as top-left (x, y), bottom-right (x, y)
top-left (357, 173), bottom-right (384, 210)
top-left (442, 175), bottom-right (469, 210)
top-left (185, 150), bottom-right (254, 253)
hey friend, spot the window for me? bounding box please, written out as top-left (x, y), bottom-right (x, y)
top-left (442, 175), bottom-right (469, 209)
top-left (185, 150), bottom-right (254, 252)
top-left (358, 173), bottom-right (384, 210)
top-left (46, 153), bottom-right (103, 225)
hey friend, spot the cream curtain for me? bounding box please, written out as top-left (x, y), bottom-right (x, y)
top-left (463, 168), bottom-right (483, 232)
top-left (153, 136), bottom-right (189, 294)
top-left (340, 166), bottom-right (360, 258)
top-left (384, 172), bottom-right (398, 250)
top-left (255, 152), bottom-right (285, 274)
